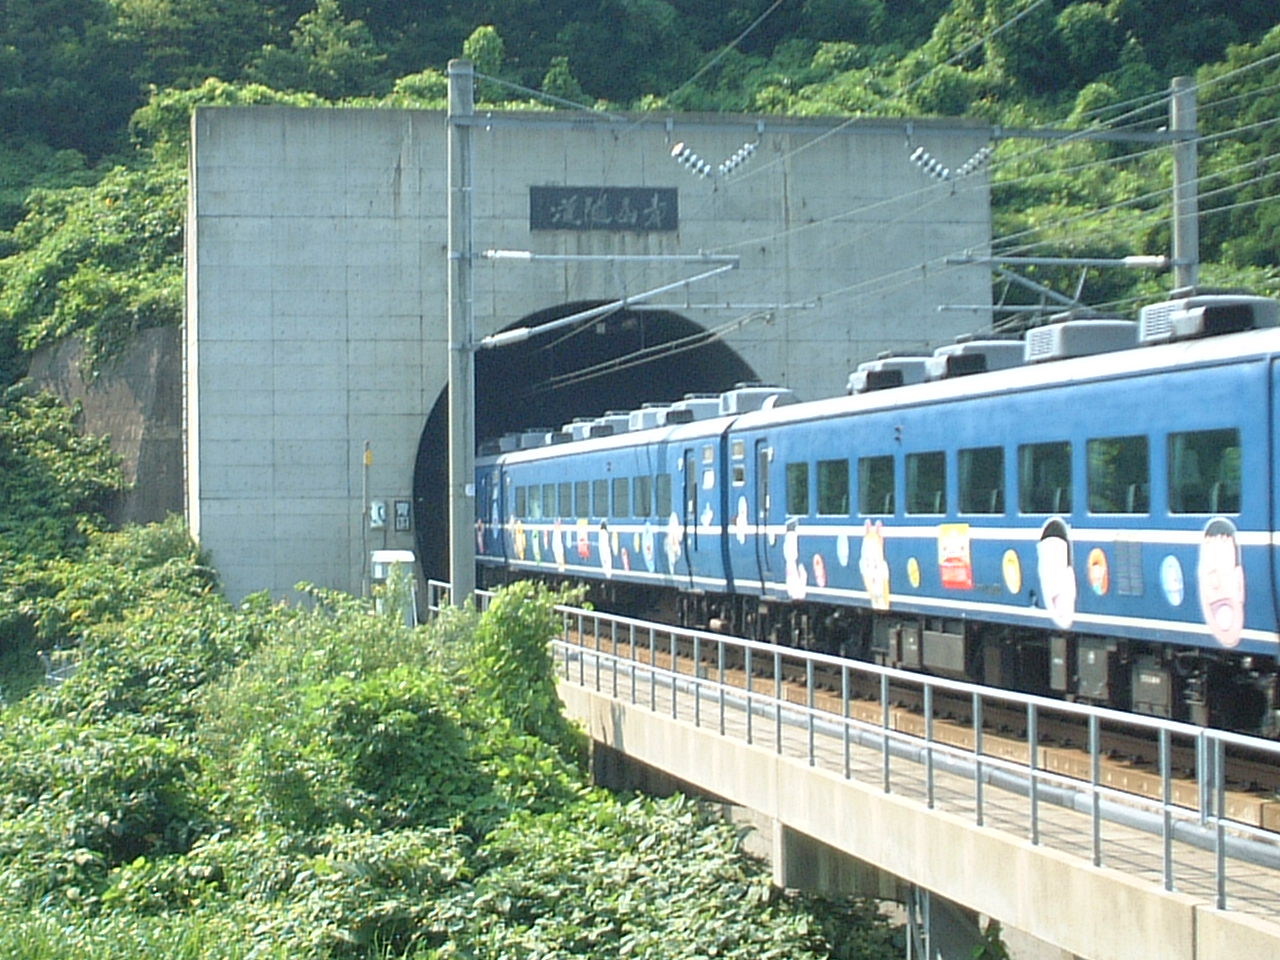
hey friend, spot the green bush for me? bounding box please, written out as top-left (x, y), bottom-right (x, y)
top-left (467, 580), bottom-right (585, 756)
top-left (451, 792), bottom-right (899, 959)
top-left (0, 715), bottom-right (205, 907)
top-left (213, 666), bottom-right (488, 832)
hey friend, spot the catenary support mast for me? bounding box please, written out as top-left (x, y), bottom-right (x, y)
top-left (447, 58), bottom-right (476, 605)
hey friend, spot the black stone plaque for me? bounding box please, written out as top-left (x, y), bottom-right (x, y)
top-left (530, 186), bottom-right (677, 232)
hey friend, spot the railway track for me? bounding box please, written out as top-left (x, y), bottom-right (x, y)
top-left (560, 615), bottom-right (1280, 832)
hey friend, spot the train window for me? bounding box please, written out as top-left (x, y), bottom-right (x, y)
top-left (1088, 435), bottom-right (1149, 513)
top-left (592, 478), bottom-right (608, 516)
top-left (906, 451), bottom-right (946, 514)
top-left (541, 483), bottom-right (556, 518)
top-left (1168, 428), bottom-right (1241, 513)
top-left (732, 463), bottom-right (746, 485)
top-left (732, 439), bottom-right (745, 459)
top-left (633, 476), bottom-right (652, 517)
top-left (656, 474), bottom-right (673, 516)
top-left (558, 482), bottom-right (572, 517)
top-left (959, 446), bottom-right (1004, 514)
top-left (859, 455), bottom-right (895, 514)
top-left (1018, 442), bottom-right (1072, 514)
top-left (574, 481), bottom-right (589, 518)
top-left (817, 459), bottom-right (850, 515)
top-left (515, 486), bottom-right (528, 518)
top-left (786, 461), bottom-right (810, 515)
top-left (612, 477), bottom-right (629, 517)
top-left (702, 444), bottom-right (715, 464)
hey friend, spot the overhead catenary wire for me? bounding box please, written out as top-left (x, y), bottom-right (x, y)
top-left (549, 127), bottom-right (1276, 372)
top-left (757, 142), bottom-right (1280, 347)
top-left (659, 0), bottom-right (790, 110)
top-left (463, 23), bottom-right (1280, 394)
top-left (529, 310), bottom-right (775, 393)
top-left (990, 147), bottom-right (1280, 258)
top-left (699, 66), bottom-right (1280, 267)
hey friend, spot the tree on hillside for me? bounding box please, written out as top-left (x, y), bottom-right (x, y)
top-left (246, 0), bottom-right (389, 99)
top-left (108, 0), bottom-right (276, 90)
top-left (0, 0), bottom-right (136, 157)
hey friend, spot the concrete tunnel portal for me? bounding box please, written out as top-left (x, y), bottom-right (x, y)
top-left (413, 305), bottom-right (759, 583)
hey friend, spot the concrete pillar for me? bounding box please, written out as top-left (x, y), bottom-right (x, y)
top-left (771, 821), bottom-right (904, 900)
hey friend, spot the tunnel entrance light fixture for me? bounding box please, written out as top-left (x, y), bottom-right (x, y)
top-left (476, 251), bottom-right (739, 349)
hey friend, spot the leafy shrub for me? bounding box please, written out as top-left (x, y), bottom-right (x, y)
top-left (451, 792), bottom-right (899, 959)
top-left (2, 565), bottom-right (901, 958)
top-left (0, 163), bottom-right (184, 368)
top-left (238, 826), bottom-right (471, 958)
top-left (0, 715), bottom-right (205, 906)
top-left (467, 580), bottom-right (585, 757)
top-left (215, 666), bottom-right (488, 832)
top-left (19, 518), bottom-right (257, 732)
top-left (0, 391), bottom-right (124, 563)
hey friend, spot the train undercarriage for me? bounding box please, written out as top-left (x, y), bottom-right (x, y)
top-left (478, 568), bottom-right (1280, 737)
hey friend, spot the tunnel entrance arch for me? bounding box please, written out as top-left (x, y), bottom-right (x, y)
top-left (413, 304), bottom-right (758, 582)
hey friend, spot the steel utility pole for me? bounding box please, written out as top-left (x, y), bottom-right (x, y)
top-left (447, 58), bottom-right (476, 606)
top-left (1170, 76), bottom-right (1200, 290)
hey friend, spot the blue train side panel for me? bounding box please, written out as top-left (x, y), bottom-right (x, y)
top-left (721, 339), bottom-right (1277, 657)
top-left (478, 419), bottom-right (737, 595)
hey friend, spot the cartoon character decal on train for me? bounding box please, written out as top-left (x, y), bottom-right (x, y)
top-left (1036, 518), bottom-right (1076, 630)
top-left (1199, 517), bottom-right (1245, 648)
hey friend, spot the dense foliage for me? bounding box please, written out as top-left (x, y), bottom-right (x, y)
top-left (0, 541), bottom-right (899, 958)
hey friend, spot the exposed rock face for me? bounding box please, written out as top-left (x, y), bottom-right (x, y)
top-left (26, 328), bottom-right (183, 526)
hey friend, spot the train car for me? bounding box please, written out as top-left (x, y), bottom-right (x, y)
top-left (477, 390), bottom-right (796, 612)
top-left (478, 293), bottom-right (1280, 734)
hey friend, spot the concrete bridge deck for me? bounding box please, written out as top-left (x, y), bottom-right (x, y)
top-left (547, 613), bottom-right (1280, 960)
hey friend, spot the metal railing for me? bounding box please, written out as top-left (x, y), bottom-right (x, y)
top-left (425, 582), bottom-right (1280, 915)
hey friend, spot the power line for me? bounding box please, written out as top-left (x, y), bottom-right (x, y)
top-left (1200, 79), bottom-right (1280, 115)
top-left (531, 310), bottom-right (774, 393)
top-left (990, 147), bottom-right (1280, 257)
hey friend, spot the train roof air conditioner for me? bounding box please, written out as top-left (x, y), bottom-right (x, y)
top-left (847, 353), bottom-right (930, 393)
top-left (718, 384), bottom-right (797, 415)
top-left (1138, 293), bottom-right (1280, 344)
top-left (591, 412), bottom-right (630, 436)
top-left (926, 339), bottom-right (1024, 380)
top-left (629, 403), bottom-right (670, 430)
top-left (1024, 319), bottom-right (1137, 363)
top-left (670, 393), bottom-right (722, 421)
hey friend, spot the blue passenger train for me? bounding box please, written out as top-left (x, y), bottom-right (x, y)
top-left (476, 293), bottom-right (1280, 734)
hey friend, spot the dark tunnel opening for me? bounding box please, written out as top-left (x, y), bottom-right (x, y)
top-left (413, 304), bottom-right (759, 583)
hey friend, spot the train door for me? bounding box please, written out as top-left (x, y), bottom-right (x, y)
top-left (1271, 360), bottom-right (1280, 626)
top-left (682, 447), bottom-right (697, 584)
top-left (754, 438), bottom-right (773, 587)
